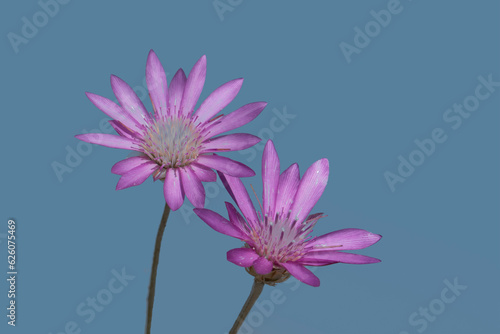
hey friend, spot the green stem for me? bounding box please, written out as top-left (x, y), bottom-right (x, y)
top-left (145, 202), bottom-right (171, 334)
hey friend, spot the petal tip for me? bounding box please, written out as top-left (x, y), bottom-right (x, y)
top-left (264, 139), bottom-right (275, 150)
top-left (147, 49), bottom-right (160, 62)
top-left (311, 280), bottom-right (320, 287)
top-left (110, 74), bottom-right (127, 87)
top-left (167, 201), bottom-right (182, 211)
top-left (195, 55), bottom-right (207, 67)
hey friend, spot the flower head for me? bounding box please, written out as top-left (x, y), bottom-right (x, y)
top-left (76, 50), bottom-right (266, 210)
top-left (194, 140), bottom-right (381, 287)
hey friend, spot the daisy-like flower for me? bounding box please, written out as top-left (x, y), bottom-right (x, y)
top-left (194, 140), bottom-right (381, 287)
top-left (76, 50), bottom-right (266, 210)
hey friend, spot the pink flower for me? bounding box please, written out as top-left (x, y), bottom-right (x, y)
top-left (194, 140), bottom-right (381, 287)
top-left (76, 50), bottom-right (266, 210)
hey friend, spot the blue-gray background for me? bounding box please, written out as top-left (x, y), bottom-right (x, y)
top-left (1, 1), bottom-right (499, 333)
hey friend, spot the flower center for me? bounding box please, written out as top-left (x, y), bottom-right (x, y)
top-left (141, 116), bottom-right (203, 168)
top-left (248, 211), bottom-right (323, 264)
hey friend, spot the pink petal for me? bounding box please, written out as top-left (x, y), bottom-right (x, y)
top-left (195, 78), bottom-right (243, 125)
top-left (225, 202), bottom-right (249, 236)
top-left (201, 133), bottom-right (261, 152)
top-left (111, 155), bottom-right (151, 175)
top-left (179, 55), bottom-right (206, 117)
top-left (252, 257), bottom-right (274, 275)
top-left (110, 75), bottom-right (151, 126)
top-left (85, 92), bottom-right (142, 133)
top-left (168, 68), bottom-right (187, 115)
top-left (190, 163), bottom-right (216, 182)
top-left (180, 166), bottom-right (205, 208)
top-left (75, 133), bottom-right (140, 151)
top-left (301, 251), bottom-right (381, 265)
top-left (196, 155), bottom-right (255, 178)
top-left (218, 172), bottom-right (258, 223)
top-left (281, 262), bottom-right (320, 287)
top-left (307, 228), bottom-right (382, 251)
top-left (116, 161), bottom-right (158, 190)
top-left (202, 102), bottom-right (267, 138)
top-left (294, 258), bottom-right (338, 266)
top-left (275, 163), bottom-right (300, 216)
top-left (289, 158), bottom-right (329, 224)
top-left (146, 50), bottom-right (168, 118)
top-left (164, 168), bottom-right (184, 211)
top-left (262, 140), bottom-right (280, 217)
top-left (193, 208), bottom-right (245, 239)
top-left (227, 248), bottom-right (259, 267)
top-left (109, 120), bottom-right (135, 139)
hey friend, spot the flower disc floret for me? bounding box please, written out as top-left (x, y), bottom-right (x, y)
top-left (141, 116), bottom-right (204, 168)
